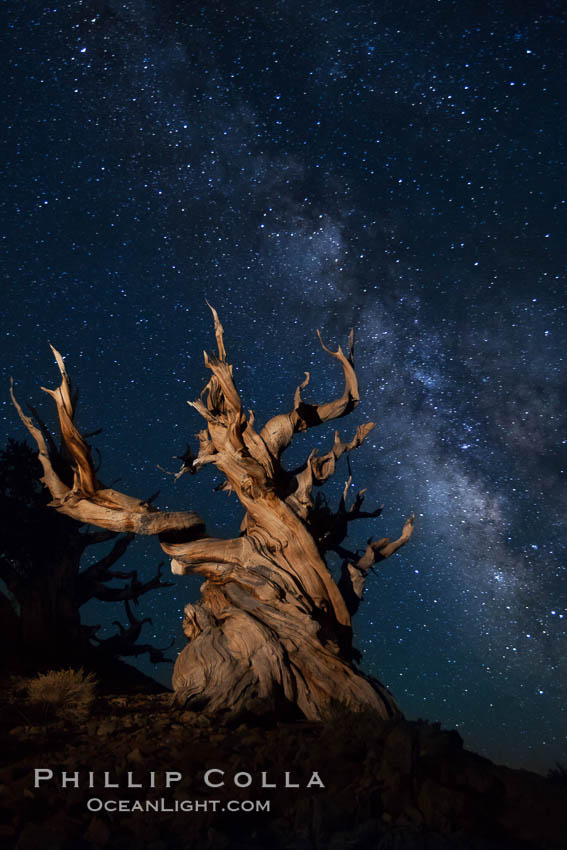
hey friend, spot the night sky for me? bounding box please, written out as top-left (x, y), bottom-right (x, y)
top-left (2, 0), bottom-right (566, 774)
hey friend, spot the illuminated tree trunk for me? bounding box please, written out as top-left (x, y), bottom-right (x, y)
top-left (12, 308), bottom-right (414, 720)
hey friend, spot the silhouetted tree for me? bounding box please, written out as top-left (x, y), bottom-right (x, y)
top-left (0, 438), bottom-right (173, 669)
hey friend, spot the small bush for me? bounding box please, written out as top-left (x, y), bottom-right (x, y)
top-left (4, 674), bottom-right (29, 699)
top-left (25, 668), bottom-right (97, 722)
top-left (320, 697), bottom-right (388, 745)
top-left (547, 762), bottom-right (567, 786)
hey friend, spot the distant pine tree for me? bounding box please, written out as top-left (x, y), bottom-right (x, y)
top-left (0, 438), bottom-right (172, 671)
top-left (548, 762), bottom-right (567, 786)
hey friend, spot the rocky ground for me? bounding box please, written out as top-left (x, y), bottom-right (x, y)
top-left (1, 683), bottom-right (566, 850)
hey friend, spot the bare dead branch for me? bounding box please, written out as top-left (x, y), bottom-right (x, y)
top-left (157, 444), bottom-right (197, 481)
top-left (78, 533), bottom-right (136, 603)
top-left (93, 600), bottom-right (174, 663)
top-left (206, 300), bottom-right (227, 362)
top-left (41, 344), bottom-right (100, 496)
top-left (284, 423), bottom-right (375, 523)
top-left (89, 562), bottom-right (173, 603)
top-left (79, 528), bottom-right (119, 547)
top-left (160, 535), bottom-right (253, 578)
top-left (11, 353), bottom-right (207, 542)
top-left (358, 513), bottom-right (415, 567)
top-left (311, 422), bottom-right (376, 484)
top-left (338, 514), bottom-right (416, 615)
top-left (260, 329), bottom-right (362, 459)
top-left (10, 378), bottom-right (69, 503)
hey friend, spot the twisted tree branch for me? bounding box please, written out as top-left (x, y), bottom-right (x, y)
top-left (88, 562), bottom-right (173, 604)
top-left (338, 514), bottom-right (416, 615)
top-left (93, 599), bottom-right (174, 663)
top-left (11, 351), bottom-right (207, 543)
top-left (260, 328), bottom-right (360, 459)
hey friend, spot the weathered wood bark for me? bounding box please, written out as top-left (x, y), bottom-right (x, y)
top-left (12, 310), bottom-right (414, 721)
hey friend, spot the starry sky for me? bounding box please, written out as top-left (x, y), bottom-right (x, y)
top-left (2, 0), bottom-right (566, 773)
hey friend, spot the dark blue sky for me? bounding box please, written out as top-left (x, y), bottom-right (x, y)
top-left (2, 0), bottom-right (566, 773)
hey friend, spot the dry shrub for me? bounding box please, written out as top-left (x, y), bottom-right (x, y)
top-left (547, 762), bottom-right (567, 786)
top-left (25, 668), bottom-right (97, 721)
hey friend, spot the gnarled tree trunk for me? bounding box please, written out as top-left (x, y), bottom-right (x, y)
top-left (12, 309), bottom-right (414, 721)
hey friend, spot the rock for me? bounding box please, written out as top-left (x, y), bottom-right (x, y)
top-left (208, 733), bottom-right (226, 744)
top-left (381, 723), bottom-right (415, 776)
top-left (275, 832), bottom-right (312, 850)
top-left (180, 710), bottom-right (197, 723)
top-left (16, 823), bottom-right (60, 850)
top-left (84, 816), bottom-right (111, 846)
top-left (458, 753), bottom-right (505, 797)
top-left (417, 777), bottom-right (469, 831)
top-left (2, 692), bottom-right (567, 850)
top-left (207, 827), bottom-right (230, 849)
top-left (127, 747), bottom-right (144, 764)
top-left (417, 722), bottom-right (463, 759)
top-left (382, 778), bottom-right (415, 822)
top-left (0, 823), bottom-right (16, 839)
top-left (396, 804), bottom-right (424, 828)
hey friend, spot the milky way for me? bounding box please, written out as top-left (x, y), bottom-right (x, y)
top-left (2, 1), bottom-right (566, 771)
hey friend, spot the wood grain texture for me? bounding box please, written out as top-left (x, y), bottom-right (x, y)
top-left (12, 308), bottom-right (414, 720)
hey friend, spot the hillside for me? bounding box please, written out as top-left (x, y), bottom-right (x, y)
top-left (1, 680), bottom-right (565, 850)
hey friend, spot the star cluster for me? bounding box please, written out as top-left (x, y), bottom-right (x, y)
top-left (2, 0), bottom-right (566, 772)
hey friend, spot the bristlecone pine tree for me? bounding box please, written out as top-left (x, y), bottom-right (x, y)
top-left (12, 307), bottom-right (414, 720)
